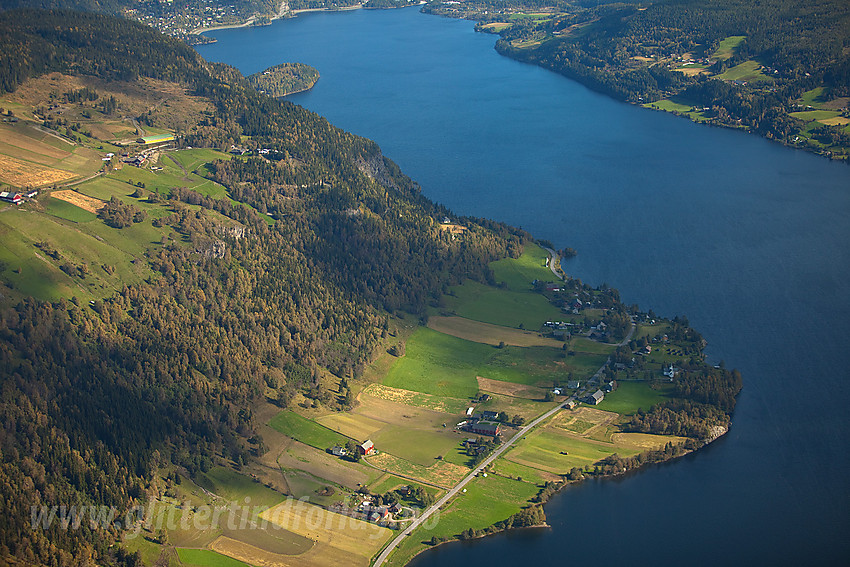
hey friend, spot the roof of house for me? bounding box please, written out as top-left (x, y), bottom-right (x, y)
top-left (360, 439), bottom-right (374, 451)
top-left (472, 421), bottom-right (501, 433)
top-left (591, 390), bottom-right (605, 401)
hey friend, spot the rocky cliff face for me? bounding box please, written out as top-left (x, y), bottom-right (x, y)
top-left (355, 150), bottom-right (399, 192)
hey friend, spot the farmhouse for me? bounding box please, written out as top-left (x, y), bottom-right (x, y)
top-left (567, 380), bottom-right (581, 389)
top-left (0, 192), bottom-right (23, 205)
top-left (359, 439), bottom-right (375, 455)
top-left (584, 390), bottom-right (605, 405)
top-left (469, 421), bottom-right (501, 436)
top-left (331, 445), bottom-right (347, 457)
top-left (544, 283), bottom-right (561, 292)
top-left (476, 410), bottom-right (500, 421)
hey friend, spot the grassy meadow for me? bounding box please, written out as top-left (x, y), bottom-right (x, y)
top-left (713, 35), bottom-right (745, 60)
top-left (382, 327), bottom-right (583, 397)
top-left (595, 381), bottom-right (673, 415)
top-left (269, 411), bottom-right (352, 450)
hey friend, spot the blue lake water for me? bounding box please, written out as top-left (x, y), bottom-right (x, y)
top-left (198, 7), bottom-right (850, 565)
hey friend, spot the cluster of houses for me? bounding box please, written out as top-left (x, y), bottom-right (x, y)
top-left (351, 497), bottom-right (403, 526)
top-left (329, 439), bottom-right (375, 458)
top-left (565, 297), bottom-right (586, 313)
top-left (551, 380), bottom-right (581, 396)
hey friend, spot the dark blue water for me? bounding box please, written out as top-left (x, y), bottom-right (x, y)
top-left (198, 8), bottom-right (850, 565)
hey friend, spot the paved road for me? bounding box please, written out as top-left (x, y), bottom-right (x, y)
top-left (542, 246), bottom-right (563, 281)
top-left (372, 249), bottom-right (637, 566)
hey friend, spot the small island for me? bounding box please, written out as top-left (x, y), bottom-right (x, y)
top-left (247, 62), bottom-right (320, 97)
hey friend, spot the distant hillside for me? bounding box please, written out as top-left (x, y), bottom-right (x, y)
top-left (427, 0), bottom-right (850, 159)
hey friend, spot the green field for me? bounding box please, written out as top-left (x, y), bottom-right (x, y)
top-left (798, 87), bottom-right (827, 108)
top-left (790, 109), bottom-right (841, 122)
top-left (419, 474), bottom-right (537, 538)
top-left (168, 148), bottom-right (232, 173)
top-left (490, 458), bottom-right (555, 485)
top-left (194, 467), bottom-right (286, 509)
top-left (594, 381), bottom-right (673, 415)
top-left (43, 196), bottom-right (98, 223)
top-left (718, 60), bottom-right (772, 82)
top-left (643, 98), bottom-right (710, 122)
top-left (268, 410), bottom-right (352, 450)
top-left (0, 202), bottom-right (163, 302)
top-left (443, 280), bottom-right (564, 330)
top-left (441, 242), bottom-right (565, 330)
top-left (634, 321), bottom-right (671, 341)
top-left (382, 327), bottom-right (584, 398)
top-left (371, 425), bottom-right (462, 467)
top-left (490, 242), bottom-right (554, 290)
top-left (176, 548), bottom-right (250, 567)
top-left (390, 474), bottom-right (539, 565)
top-left (505, 428), bottom-right (637, 473)
top-left (713, 35), bottom-right (745, 60)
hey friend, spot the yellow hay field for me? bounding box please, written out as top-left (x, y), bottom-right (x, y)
top-left (611, 432), bottom-right (687, 450)
top-left (0, 154), bottom-right (77, 186)
top-left (258, 500), bottom-right (391, 566)
top-left (316, 412), bottom-right (384, 440)
top-left (820, 116), bottom-right (850, 126)
top-left (360, 383), bottom-right (467, 414)
top-left (51, 190), bottom-right (104, 213)
top-left (366, 452), bottom-right (468, 488)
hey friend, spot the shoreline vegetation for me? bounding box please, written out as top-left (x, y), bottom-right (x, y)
top-left (0, 10), bottom-right (740, 567)
top-left (421, 0), bottom-right (850, 163)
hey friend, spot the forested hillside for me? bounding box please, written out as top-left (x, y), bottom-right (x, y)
top-left (0, 10), bottom-right (528, 566)
top-left (428, 0), bottom-right (850, 159)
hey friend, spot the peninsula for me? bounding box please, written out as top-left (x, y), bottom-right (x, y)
top-left (0, 9), bottom-right (740, 567)
top-left (247, 63), bottom-right (320, 97)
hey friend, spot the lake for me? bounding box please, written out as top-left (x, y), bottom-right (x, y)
top-left (197, 7), bottom-right (850, 565)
